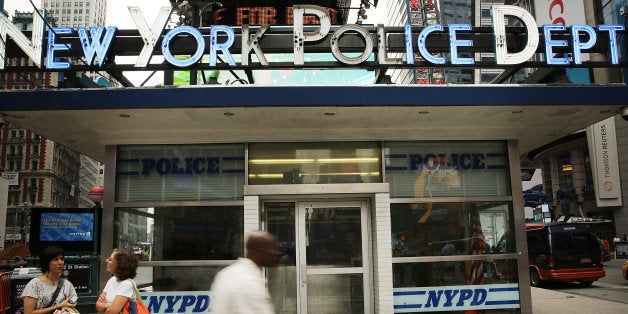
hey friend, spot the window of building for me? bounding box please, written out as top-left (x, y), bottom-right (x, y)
top-left (248, 142), bottom-right (381, 185)
top-left (385, 141), bottom-right (510, 197)
top-left (557, 152), bottom-right (573, 191)
top-left (6, 211), bottom-right (16, 228)
top-left (116, 144), bottom-right (245, 202)
top-left (115, 205), bottom-right (242, 262)
top-left (388, 140), bottom-right (517, 291)
top-left (32, 160), bottom-right (38, 170)
top-left (391, 201), bottom-right (518, 287)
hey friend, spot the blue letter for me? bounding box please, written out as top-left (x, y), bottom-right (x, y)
top-left (471, 289), bottom-right (487, 306)
top-left (404, 24), bottom-right (414, 64)
top-left (179, 296), bottom-right (195, 312)
top-left (141, 159), bottom-right (156, 175)
top-left (570, 25), bottom-right (596, 65)
top-left (162, 26), bottom-right (205, 67)
top-left (409, 154), bottom-right (423, 170)
top-left (418, 24), bottom-right (446, 64)
top-left (598, 25), bottom-right (624, 64)
top-left (193, 295), bottom-right (209, 311)
top-left (193, 158), bottom-right (206, 174)
top-left (543, 24), bottom-right (569, 65)
top-left (449, 24), bottom-right (474, 65)
top-left (46, 28), bottom-right (72, 69)
top-left (425, 290), bottom-right (443, 308)
top-left (77, 26), bottom-right (117, 67)
top-left (210, 25), bottom-right (236, 66)
top-left (456, 289), bottom-right (473, 306)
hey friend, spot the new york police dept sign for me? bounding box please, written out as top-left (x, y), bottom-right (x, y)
top-left (0, 5), bottom-right (624, 71)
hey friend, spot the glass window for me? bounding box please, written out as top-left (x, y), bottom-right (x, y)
top-left (551, 234), bottom-right (573, 251)
top-left (116, 144), bottom-right (245, 202)
top-left (248, 142), bottom-right (381, 185)
top-left (393, 259), bottom-right (519, 288)
top-left (385, 141), bottom-right (510, 198)
top-left (557, 152), bottom-right (573, 191)
top-left (135, 265), bottom-right (224, 292)
top-left (115, 206), bottom-right (243, 261)
top-left (391, 202), bottom-right (514, 258)
top-left (6, 211), bottom-right (16, 228)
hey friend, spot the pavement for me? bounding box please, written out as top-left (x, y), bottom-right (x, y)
top-left (531, 287), bottom-right (628, 313)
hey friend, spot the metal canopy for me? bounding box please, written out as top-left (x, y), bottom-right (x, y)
top-left (0, 84), bottom-right (624, 162)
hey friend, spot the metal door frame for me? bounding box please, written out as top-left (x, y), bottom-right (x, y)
top-left (296, 200), bottom-right (372, 314)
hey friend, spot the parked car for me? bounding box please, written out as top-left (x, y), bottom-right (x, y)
top-left (526, 222), bottom-right (605, 287)
top-left (623, 260), bottom-right (628, 280)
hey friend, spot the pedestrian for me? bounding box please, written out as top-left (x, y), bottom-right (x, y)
top-left (21, 246), bottom-right (78, 314)
top-left (210, 230), bottom-right (282, 314)
top-left (95, 249), bottom-right (140, 313)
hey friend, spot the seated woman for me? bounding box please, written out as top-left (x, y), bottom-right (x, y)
top-left (21, 246), bottom-right (78, 314)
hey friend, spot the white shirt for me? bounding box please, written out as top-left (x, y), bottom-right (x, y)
top-left (210, 258), bottom-right (275, 314)
top-left (102, 276), bottom-right (136, 303)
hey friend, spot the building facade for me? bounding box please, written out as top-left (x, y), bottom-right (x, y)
top-left (41, 0), bottom-right (106, 28)
top-left (1, 1), bottom-right (626, 313)
top-left (0, 124), bottom-right (81, 245)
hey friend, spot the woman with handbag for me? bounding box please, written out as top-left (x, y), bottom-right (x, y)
top-left (21, 246), bottom-right (78, 314)
top-left (96, 249), bottom-right (146, 314)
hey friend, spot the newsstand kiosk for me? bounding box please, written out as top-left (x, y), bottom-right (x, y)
top-left (11, 207), bottom-right (101, 313)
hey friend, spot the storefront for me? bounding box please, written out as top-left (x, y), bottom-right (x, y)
top-left (111, 139), bottom-right (522, 313)
top-left (1, 4), bottom-right (627, 313)
top-left (1, 84), bottom-right (625, 313)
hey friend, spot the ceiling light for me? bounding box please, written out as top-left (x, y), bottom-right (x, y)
top-left (119, 114), bottom-right (131, 118)
top-left (224, 112), bottom-right (234, 116)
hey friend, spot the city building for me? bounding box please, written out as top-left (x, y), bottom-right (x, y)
top-left (0, 8), bottom-right (104, 247)
top-left (0, 124), bottom-right (81, 245)
top-left (41, 0), bottom-right (106, 28)
top-left (0, 0), bottom-right (626, 313)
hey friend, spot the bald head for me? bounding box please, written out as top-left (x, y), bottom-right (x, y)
top-left (246, 230), bottom-right (281, 268)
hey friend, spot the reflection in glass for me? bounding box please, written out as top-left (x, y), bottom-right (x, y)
top-left (393, 260), bottom-right (519, 288)
top-left (248, 142), bottom-right (381, 185)
top-left (391, 202), bottom-right (514, 258)
top-left (266, 203), bottom-right (298, 314)
top-left (385, 141), bottom-right (511, 198)
top-left (136, 266), bottom-right (225, 292)
top-left (307, 274), bottom-right (364, 314)
top-left (306, 207), bottom-right (362, 267)
top-left (115, 206), bottom-right (243, 261)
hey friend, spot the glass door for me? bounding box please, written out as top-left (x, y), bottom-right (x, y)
top-left (265, 201), bottom-right (371, 314)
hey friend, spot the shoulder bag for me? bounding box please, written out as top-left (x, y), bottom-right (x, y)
top-left (44, 278), bottom-right (64, 309)
top-left (122, 280), bottom-right (150, 314)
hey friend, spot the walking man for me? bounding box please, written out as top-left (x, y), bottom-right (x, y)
top-left (210, 230), bottom-right (282, 313)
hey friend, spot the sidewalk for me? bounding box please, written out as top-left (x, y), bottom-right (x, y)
top-left (531, 286), bottom-right (628, 313)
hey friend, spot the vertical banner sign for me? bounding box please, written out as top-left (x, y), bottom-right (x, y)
top-left (586, 118), bottom-right (622, 206)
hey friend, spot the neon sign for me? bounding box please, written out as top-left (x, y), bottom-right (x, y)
top-left (0, 5), bottom-right (624, 71)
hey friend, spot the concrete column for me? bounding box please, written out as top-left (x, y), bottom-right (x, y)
top-left (583, 0), bottom-right (612, 83)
